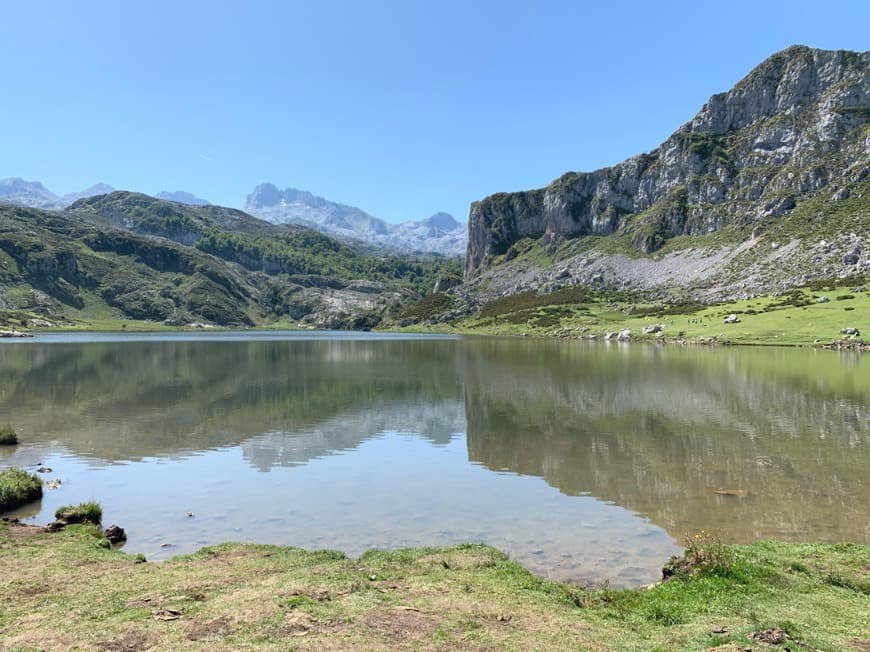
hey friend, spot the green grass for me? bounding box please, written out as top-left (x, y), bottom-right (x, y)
top-left (0, 427), bottom-right (18, 445)
top-left (0, 520), bottom-right (867, 651)
top-left (0, 468), bottom-right (42, 512)
top-left (399, 292), bottom-right (456, 322)
top-left (55, 501), bottom-right (103, 525)
top-left (445, 278), bottom-right (870, 346)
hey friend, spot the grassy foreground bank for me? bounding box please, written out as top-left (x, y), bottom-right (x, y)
top-left (0, 521), bottom-right (867, 651)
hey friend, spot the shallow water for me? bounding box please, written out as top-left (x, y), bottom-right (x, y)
top-left (1, 332), bottom-right (868, 587)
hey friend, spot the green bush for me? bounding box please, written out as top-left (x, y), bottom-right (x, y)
top-left (0, 427), bottom-right (18, 445)
top-left (0, 468), bottom-right (42, 512)
top-left (55, 501), bottom-right (103, 524)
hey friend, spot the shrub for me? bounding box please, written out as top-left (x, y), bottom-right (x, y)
top-left (0, 468), bottom-right (42, 512)
top-left (0, 427), bottom-right (18, 445)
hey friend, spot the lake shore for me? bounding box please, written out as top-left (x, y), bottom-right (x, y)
top-left (1, 518), bottom-right (868, 651)
top-left (3, 282), bottom-right (868, 350)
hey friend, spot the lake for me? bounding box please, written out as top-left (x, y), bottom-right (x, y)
top-left (1, 332), bottom-right (868, 587)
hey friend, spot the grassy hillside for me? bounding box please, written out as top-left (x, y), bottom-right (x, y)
top-left (0, 194), bottom-right (461, 330)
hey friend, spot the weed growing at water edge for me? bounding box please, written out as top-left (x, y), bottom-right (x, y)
top-left (664, 530), bottom-right (735, 578)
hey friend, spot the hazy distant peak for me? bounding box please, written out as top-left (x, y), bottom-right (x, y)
top-left (423, 212), bottom-right (459, 230)
top-left (60, 183), bottom-right (116, 205)
top-left (0, 177), bottom-right (56, 198)
top-left (246, 182), bottom-right (283, 209)
top-left (155, 190), bottom-right (210, 205)
top-left (83, 182), bottom-right (114, 195)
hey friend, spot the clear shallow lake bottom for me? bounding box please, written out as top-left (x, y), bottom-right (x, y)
top-left (2, 332), bottom-right (868, 587)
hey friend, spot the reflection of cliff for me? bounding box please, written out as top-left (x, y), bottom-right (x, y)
top-left (241, 400), bottom-right (464, 470)
top-left (462, 339), bottom-right (870, 543)
top-left (0, 338), bottom-right (462, 462)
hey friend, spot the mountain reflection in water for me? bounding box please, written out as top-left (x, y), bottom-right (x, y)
top-left (1, 333), bottom-right (868, 584)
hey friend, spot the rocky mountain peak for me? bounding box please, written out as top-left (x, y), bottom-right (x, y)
top-left (465, 45), bottom-right (869, 278)
top-left (246, 182), bottom-right (283, 209)
top-left (244, 183), bottom-right (467, 256)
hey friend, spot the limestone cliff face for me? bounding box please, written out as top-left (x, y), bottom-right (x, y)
top-left (466, 46), bottom-right (870, 278)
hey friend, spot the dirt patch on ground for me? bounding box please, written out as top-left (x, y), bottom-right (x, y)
top-left (364, 607), bottom-right (438, 641)
top-left (185, 616), bottom-right (236, 641)
top-left (1, 629), bottom-right (80, 651)
top-left (848, 639), bottom-right (870, 651)
top-left (0, 520), bottom-right (48, 544)
top-left (97, 626), bottom-right (158, 651)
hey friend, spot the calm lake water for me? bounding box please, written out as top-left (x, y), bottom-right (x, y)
top-left (2, 332), bottom-right (869, 587)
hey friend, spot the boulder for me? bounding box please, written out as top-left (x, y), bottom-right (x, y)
top-left (104, 525), bottom-right (127, 544)
top-left (724, 314), bottom-right (741, 324)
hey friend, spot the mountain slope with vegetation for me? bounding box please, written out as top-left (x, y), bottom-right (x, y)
top-left (0, 192), bottom-right (460, 330)
top-left (455, 46), bottom-right (868, 315)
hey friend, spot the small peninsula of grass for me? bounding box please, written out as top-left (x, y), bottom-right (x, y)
top-left (0, 519), bottom-right (867, 650)
top-left (0, 468), bottom-right (42, 512)
top-left (54, 501), bottom-right (103, 525)
top-left (0, 427), bottom-right (19, 445)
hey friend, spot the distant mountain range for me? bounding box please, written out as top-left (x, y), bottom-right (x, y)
top-left (245, 183), bottom-right (466, 256)
top-left (0, 178), bottom-right (210, 210)
top-left (0, 178), bottom-right (466, 256)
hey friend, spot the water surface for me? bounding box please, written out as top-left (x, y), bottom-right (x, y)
top-left (1, 332), bottom-right (868, 587)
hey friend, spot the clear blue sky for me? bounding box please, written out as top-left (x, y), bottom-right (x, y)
top-left (2, 0), bottom-right (867, 223)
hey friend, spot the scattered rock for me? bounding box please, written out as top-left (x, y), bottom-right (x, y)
top-left (642, 323), bottom-right (664, 334)
top-left (749, 628), bottom-right (789, 645)
top-left (724, 314), bottom-right (741, 324)
top-left (617, 329), bottom-right (631, 342)
top-left (153, 608), bottom-right (182, 621)
top-left (36, 467), bottom-right (52, 473)
top-left (26, 318), bottom-right (54, 328)
top-left (816, 295), bottom-right (829, 303)
top-left (104, 525), bottom-right (127, 544)
top-left (712, 489), bottom-right (749, 497)
top-left (841, 327), bottom-right (861, 336)
top-left (711, 625), bottom-right (728, 634)
top-left (44, 479), bottom-right (62, 490)
top-left (844, 247), bottom-right (861, 265)
top-left (0, 330), bottom-right (32, 338)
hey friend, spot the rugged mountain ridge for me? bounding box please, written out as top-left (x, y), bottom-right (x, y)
top-left (246, 182), bottom-right (466, 256)
top-left (465, 46), bottom-right (869, 285)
